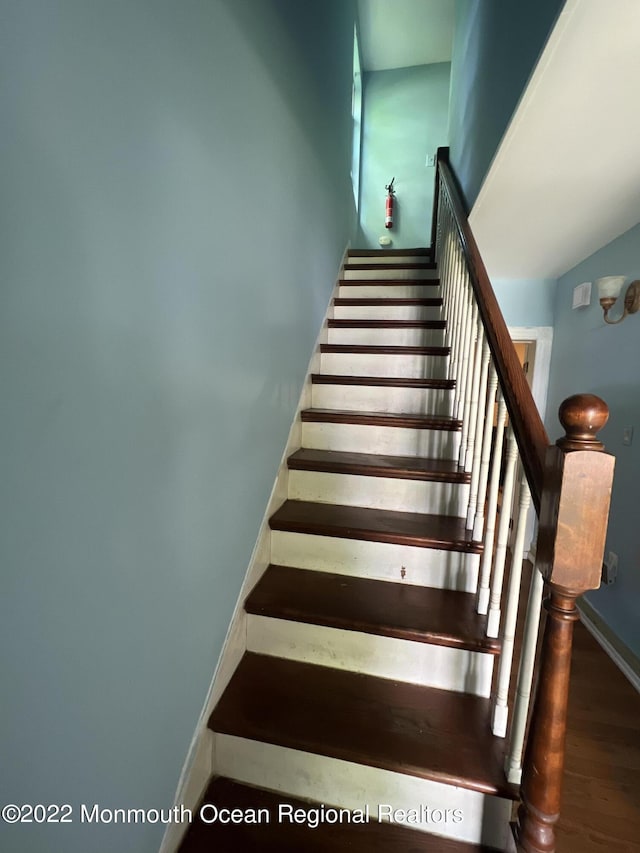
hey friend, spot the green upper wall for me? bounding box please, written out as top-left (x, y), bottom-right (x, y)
top-left (448, 0), bottom-right (564, 210)
top-left (0, 2), bottom-right (355, 851)
top-left (546, 222), bottom-right (640, 659)
top-left (357, 63), bottom-right (451, 249)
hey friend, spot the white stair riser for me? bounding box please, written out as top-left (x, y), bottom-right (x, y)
top-left (342, 268), bottom-right (438, 281)
top-left (247, 616), bottom-right (494, 697)
top-left (346, 255), bottom-right (430, 265)
top-left (339, 284), bottom-right (439, 298)
top-left (288, 470), bottom-right (470, 516)
top-left (334, 304), bottom-right (443, 321)
top-left (327, 327), bottom-right (445, 347)
top-left (320, 352), bottom-right (448, 379)
top-left (214, 735), bottom-right (514, 849)
top-left (270, 532), bottom-right (480, 593)
top-left (302, 422), bottom-right (460, 460)
top-left (311, 383), bottom-right (452, 415)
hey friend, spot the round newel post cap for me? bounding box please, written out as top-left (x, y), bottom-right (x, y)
top-left (557, 394), bottom-right (609, 451)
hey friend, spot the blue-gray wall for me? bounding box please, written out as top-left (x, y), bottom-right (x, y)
top-left (358, 63), bottom-right (451, 248)
top-left (546, 223), bottom-right (640, 657)
top-left (448, 0), bottom-right (564, 209)
top-left (0, 2), bottom-right (355, 852)
top-left (492, 278), bottom-right (557, 327)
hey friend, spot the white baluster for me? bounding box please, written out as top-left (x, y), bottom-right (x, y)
top-left (435, 193), bottom-right (444, 263)
top-left (505, 563), bottom-right (544, 784)
top-left (441, 212), bottom-right (454, 329)
top-left (451, 268), bottom-right (467, 400)
top-left (492, 477), bottom-right (532, 737)
top-left (457, 301), bottom-right (478, 463)
top-left (436, 199), bottom-right (446, 272)
top-left (477, 393), bottom-right (507, 614)
top-left (467, 340), bottom-right (491, 528)
top-left (442, 234), bottom-right (458, 406)
top-left (449, 249), bottom-right (465, 391)
top-left (462, 316), bottom-right (485, 471)
top-left (473, 364), bottom-right (498, 538)
top-left (438, 190), bottom-right (447, 254)
top-left (454, 282), bottom-right (473, 420)
top-left (447, 246), bottom-right (458, 343)
top-left (486, 427), bottom-right (519, 638)
top-left (445, 208), bottom-right (457, 320)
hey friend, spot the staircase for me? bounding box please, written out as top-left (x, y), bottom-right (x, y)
top-left (178, 248), bottom-right (519, 852)
top-left (172, 150), bottom-right (615, 853)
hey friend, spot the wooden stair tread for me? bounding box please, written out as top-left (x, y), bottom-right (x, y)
top-left (348, 247), bottom-right (432, 257)
top-left (334, 296), bottom-right (442, 306)
top-left (320, 343), bottom-right (449, 355)
top-left (301, 408), bottom-right (461, 430)
top-left (179, 777), bottom-right (501, 852)
top-left (311, 374), bottom-right (455, 389)
top-left (269, 500), bottom-right (482, 553)
top-left (328, 318), bottom-right (446, 329)
top-left (288, 448), bottom-right (468, 482)
top-left (346, 262), bottom-right (436, 270)
top-left (246, 565), bottom-right (499, 654)
top-left (339, 279), bottom-right (440, 286)
top-left (208, 654), bottom-right (514, 798)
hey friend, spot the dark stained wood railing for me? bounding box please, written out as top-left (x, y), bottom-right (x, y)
top-left (432, 149), bottom-right (616, 853)
top-left (516, 396), bottom-right (614, 852)
top-left (435, 148), bottom-right (547, 513)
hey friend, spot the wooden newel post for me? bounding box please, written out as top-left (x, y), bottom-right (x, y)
top-left (516, 394), bottom-right (615, 853)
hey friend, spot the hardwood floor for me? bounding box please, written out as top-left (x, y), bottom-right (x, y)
top-left (503, 562), bottom-right (640, 851)
top-left (557, 621), bottom-right (640, 852)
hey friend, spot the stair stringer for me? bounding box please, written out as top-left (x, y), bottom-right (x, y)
top-left (158, 246), bottom-right (349, 853)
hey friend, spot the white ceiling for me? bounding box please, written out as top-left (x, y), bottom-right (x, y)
top-left (357, 0), bottom-right (454, 72)
top-left (470, 0), bottom-right (640, 280)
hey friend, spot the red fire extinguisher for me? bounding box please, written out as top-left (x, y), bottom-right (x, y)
top-left (385, 177), bottom-right (396, 229)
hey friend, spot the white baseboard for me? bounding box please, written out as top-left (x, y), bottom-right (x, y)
top-left (578, 600), bottom-right (640, 695)
top-left (158, 246), bottom-right (349, 853)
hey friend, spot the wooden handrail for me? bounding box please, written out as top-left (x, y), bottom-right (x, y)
top-left (432, 150), bottom-right (615, 853)
top-left (434, 148), bottom-right (548, 513)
